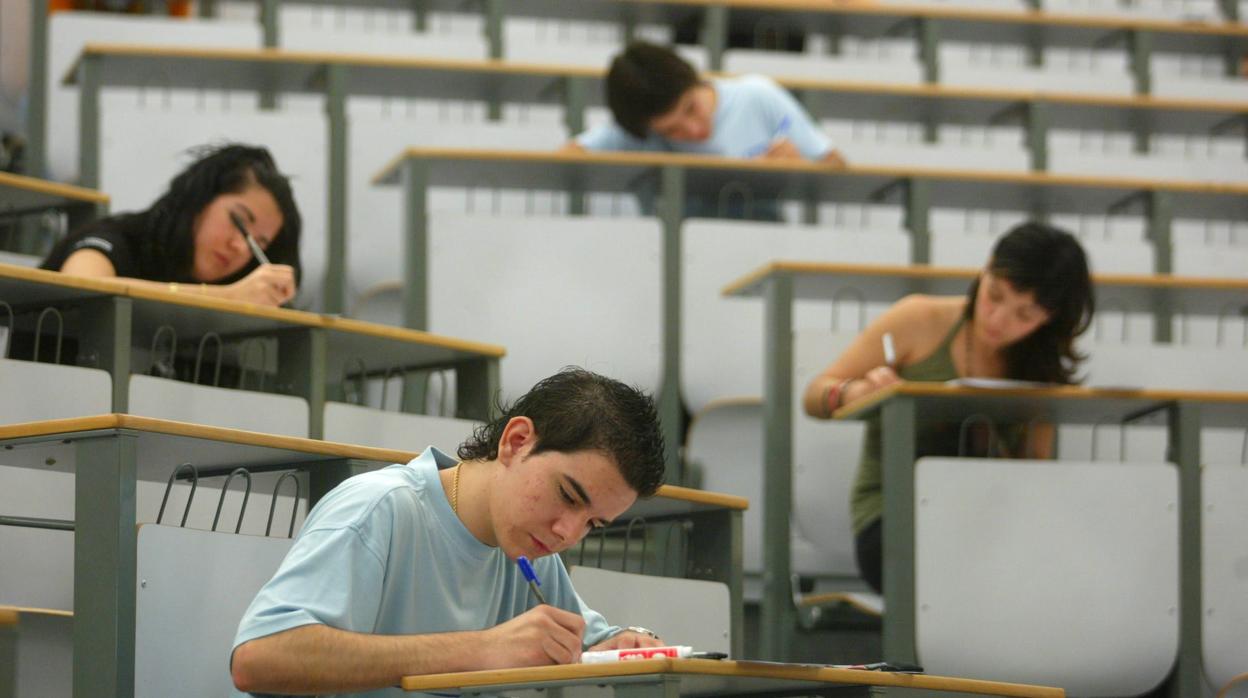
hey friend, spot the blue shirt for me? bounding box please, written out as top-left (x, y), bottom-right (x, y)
top-left (576, 74), bottom-right (833, 161)
top-left (232, 447), bottom-right (618, 698)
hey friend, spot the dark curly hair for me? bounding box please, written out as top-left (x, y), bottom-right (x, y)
top-left (964, 221), bottom-right (1095, 384)
top-left (458, 367), bottom-right (666, 497)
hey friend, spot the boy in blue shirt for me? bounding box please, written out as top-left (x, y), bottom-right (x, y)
top-left (569, 41), bottom-right (845, 166)
top-left (230, 368), bottom-right (666, 697)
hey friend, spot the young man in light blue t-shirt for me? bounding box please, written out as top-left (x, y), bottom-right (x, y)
top-left (568, 41), bottom-right (845, 166)
top-left (230, 368), bottom-right (667, 697)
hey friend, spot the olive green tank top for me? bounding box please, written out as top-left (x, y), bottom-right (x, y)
top-left (848, 317), bottom-right (1025, 534)
top-left (850, 318), bottom-right (961, 534)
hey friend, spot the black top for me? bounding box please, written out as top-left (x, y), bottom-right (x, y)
top-left (40, 212), bottom-right (184, 282)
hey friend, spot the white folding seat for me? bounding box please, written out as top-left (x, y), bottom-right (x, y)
top-left (916, 457), bottom-right (1179, 695)
top-left (1203, 461), bottom-right (1248, 695)
top-left (681, 218), bottom-right (908, 412)
top-left (427, 214), bottom-right (662, 403)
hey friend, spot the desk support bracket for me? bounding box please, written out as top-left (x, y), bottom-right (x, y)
top-left (1168, 401), bottom-right (1203, 698)
top-left (760, 272), bottom-right (795, 661)
top-left (73, 431), bottom-right (139, 698)
top-left (658, 165), bottom-right (686, 482)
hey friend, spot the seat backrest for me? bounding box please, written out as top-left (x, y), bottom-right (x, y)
top-left (129, 375), bottom-right (310, 438)
top-left (681, 218), bottom-right (909, 412)
top-left (47, 12), bottom-right (261, 182)
top-left (0, 359), bottom-right (112, 423)
top-left (428, 214), bottom-right (663, 402)
top-left (915, 457), bottom-right (1179, 696)
top-left (685, 398), bottom-right (836, 578)
top-left (1202, 462), bottom-right (1248, 692)
top-left (323, 402), bottom-right (480, 454)
top-left (568, 566), bottom-right (731, 655)
top-left (790, 330), bottom-right (866, 577)
top-left (134, 524), bottom-right (292, 698)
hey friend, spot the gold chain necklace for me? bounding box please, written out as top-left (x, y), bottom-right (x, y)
top-left (451, 462), bottom-right (462, 514)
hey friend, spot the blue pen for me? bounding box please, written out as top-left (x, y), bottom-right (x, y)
top-left (516, 555), bottom-right (548, 606)
top-left (746, 115), bottom-right (792, 157)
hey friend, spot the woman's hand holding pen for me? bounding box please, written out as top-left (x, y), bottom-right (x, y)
top-left (855, 366), bottom-right (901, 400)
top-left (480, 605), bottom-right (585, 668)
top-left (225, 264), bottom-right (296, 306)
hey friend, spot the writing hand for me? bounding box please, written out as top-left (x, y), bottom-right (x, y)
top-left (227, 264), bottom-right (296, 306)
top-left (758, 137), bottom-right (802, 160)
top-left (480, 605), bottom-right (586, 668)
top-left (858, 366), bottom-right (902, 396)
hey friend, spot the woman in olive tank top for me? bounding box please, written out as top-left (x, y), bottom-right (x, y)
top-left (802, 222), bottom-right (1094, 593)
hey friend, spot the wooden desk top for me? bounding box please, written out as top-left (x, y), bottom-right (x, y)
top-left (64, 43), bottom-right (603, 85)
top-left (66, 44), bottom-right (1248, 120)
top-left (0, 171), bottom-right (109, 207)
top-left (400, 657), bottom-right (1063, 698)
top-left (696, 0), bottom-right (1248, 37)
top-left (0, 605), bottom-right (73, 621)
top-left (374, 147), bottom-right (1248, 199)
top-left (0, 413), bottom-right (415, 464)
top-left (721, 261), bottom-right (1248, 298)
top-left (834, 382), bottom-right (1248, 427)
top-left (0, 415), bottom-right (746, 512)
top-left (0, 262), bottom-right (506, 359)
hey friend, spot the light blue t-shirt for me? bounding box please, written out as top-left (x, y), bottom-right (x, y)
top-left (576, 73), bottom-right (833, 160)
top-left (232, 447), bottom-right (618, 698)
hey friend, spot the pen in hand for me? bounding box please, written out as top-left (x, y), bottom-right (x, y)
top-left (517, 555), bottom-right (548, 606)
top-left (229, 210), bottom-right (271, 266)
top-left (881, 332), bottom-right (896, 368)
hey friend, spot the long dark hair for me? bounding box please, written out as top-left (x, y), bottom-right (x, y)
top-left (458, 367), bottom-right (666, 497)
top-left (964, 222), bottom-right (1094, 384)
top-left (46, 143), bottom-right (302, 285)
top-left (152, 143), bottom-right (302, 284)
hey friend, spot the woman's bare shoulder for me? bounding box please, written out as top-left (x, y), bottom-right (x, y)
top-left (891, 294), bottom-right (964, 325)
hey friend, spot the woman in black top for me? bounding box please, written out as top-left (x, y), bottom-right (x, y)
top-left (41, 144), bottom-right (301, 306)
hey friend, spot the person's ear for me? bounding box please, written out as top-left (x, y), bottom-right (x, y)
top-left (497, 416), bottom-right (536, 467)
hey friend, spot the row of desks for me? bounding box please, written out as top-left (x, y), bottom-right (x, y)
top-left (727, 262), bottom-right (1248, 698)
top-left (375, 149), bottom-right (1248, 474)
top-left (0, 261), bottom-right (505, 433)
top-left (60, 44), bottom-right (1248, 318)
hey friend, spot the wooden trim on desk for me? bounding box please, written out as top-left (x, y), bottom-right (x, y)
top-left (374, 147), bottom-right (841, 184)
top-left (320, 315), bottom-right (506, 358)
top-left (0, 416), bottom-right (748, 509)
top-left (0, 265), bottom-right (505, 356)
top-left (401, 657), bottom-right (1064, 698)
top-left (0, 414), bottom-right (417, 464)
top-left (375, 147), bottom-right (1248, 195)
top-left (832, 382), bottom-right (1248, 420)
top-left (125, 284), bottom-right (328, 326)
top-left (649, 0), bottom-right (1248, 37)
top-left (64, 43), bottom-right (603, 86)
top-left (766, 77), bottom-right (1248, 115)
top-left (65, 44), bottom-right (1248, 117)
top-left (0, 606), bottom-right (73, 620)
top-left (0, 262), bottom-right (131, 295)
top-left (654, 484), bottom-right (749, 510)
top-left (0, 172), bottom-right (110, 205)
top-left (720, 261), bottom-right (1248, 297)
